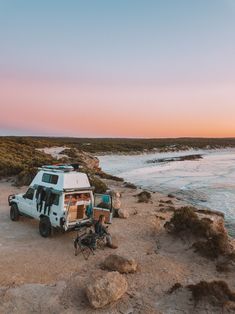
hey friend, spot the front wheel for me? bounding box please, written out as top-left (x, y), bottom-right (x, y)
top-left (10, 204), bottom-right (20, 221)
top-left (39, 217), bottom-right (51, 237)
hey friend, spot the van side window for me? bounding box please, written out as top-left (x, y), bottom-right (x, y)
top-left (51, 175), bottom-right (58, 184)
top-left (25, 188), bottom-right (35, 200)
top-left (42, 173), bottom-right (58, 184)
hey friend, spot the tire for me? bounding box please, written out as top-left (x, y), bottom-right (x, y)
top-left (39, 216), bottom-right (51, 237)
top-left (10, 203), bottom-right (20, 221)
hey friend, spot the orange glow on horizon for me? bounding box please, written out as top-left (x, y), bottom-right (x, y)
top-left (1, 77), bottom-right (235, 138)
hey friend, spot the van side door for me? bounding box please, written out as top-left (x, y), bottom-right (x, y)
top-left (93, 194), bottom-right (112, 223)
top-left (20, 187), bottom-right (36, 216)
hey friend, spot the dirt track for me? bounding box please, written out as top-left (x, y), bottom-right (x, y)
top-left (0, 180), bottom-right (87, 286)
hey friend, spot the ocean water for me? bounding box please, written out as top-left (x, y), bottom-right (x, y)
top-left (98, 149), bottom-right (235, 236)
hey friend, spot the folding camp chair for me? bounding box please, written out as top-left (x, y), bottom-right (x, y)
top-left (95, 234), bottom-right (106, 249)
top-left (73, 226), bottom-right (96, 260)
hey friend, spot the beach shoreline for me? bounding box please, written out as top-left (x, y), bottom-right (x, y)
top-left (98, 149), bottom-right (235, 237)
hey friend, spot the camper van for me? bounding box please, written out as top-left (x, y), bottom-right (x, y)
top-left (8, 165), bottom-right (112, 237)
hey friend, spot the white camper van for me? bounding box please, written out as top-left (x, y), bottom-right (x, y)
top-left (8, 165), bottom-right (112, 237)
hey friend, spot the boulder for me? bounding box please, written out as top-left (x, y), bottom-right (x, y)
top-left (86, 271), bottom-right (128, 309)
top-left (137, 191), bottom-right (151, 203)
top-left (118, 208), bottom-right (129, 219)
top-left (113, 198), bottom-right (121, 210)
top-left (112, 192), bottom-right (121, 210)
top-left (103, 254), bottom-right (138, 274)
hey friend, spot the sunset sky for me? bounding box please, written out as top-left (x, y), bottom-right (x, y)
top-left (1, 0), bottom-right (235, 137)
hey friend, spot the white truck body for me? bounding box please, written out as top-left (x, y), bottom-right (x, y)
top-left (9, 165), bottom-right (112, 237)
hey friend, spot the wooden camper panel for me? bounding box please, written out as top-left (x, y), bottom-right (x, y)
top-left (77, 205), bottom-right (85, 219)
top-left (68, 205), bottom-right (86, 221)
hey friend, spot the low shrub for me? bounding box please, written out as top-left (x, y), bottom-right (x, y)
top-left (167, 283), bottom-right (182, 294)
top-left (193, 233), bottom-right (232, 259)
top-left (15, 168), bottom-right (38, 186)
top-left (164, 206), bottom-right (214, 237)
top-left (89, 176), bottom-right (108, 194)
top-left (216, 253), bottom-right (235, 273)
top-left (188, 280), bottom-right (235, 306)
top-left (159, 206), bottom-right (175, 213)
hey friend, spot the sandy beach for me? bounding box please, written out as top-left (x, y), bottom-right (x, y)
top-left (0, 175), bottom-right (235, 313)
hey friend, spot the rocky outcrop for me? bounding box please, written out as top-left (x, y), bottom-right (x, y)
top-left (85, 271), bottom-right (128, 308)
top-left (102, 254), bottom-right (138, 273)
top-left (123, 182), bottom-right (137, 189)
top-left (146, 154), bottom-right (203, 164)
top-left (164, 206), bottom-right (235, 260)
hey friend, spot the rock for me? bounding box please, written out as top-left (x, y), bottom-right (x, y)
top-left (136, 191), bottom-right (151, 203)
top-left (123, 182), bottom-right (137, 189)
top-left (86, 271), bottom-right (128, 309)
top-left (118, 208), bottom-right (129, 219)
top-left (165, 200), bottom-right (173, 205)
top-left (110, 191), bottom-right (122, 210)
top-left (113, 198), bottom-right (121, 210)
top-left (103, 254), bottom-right (138, 274)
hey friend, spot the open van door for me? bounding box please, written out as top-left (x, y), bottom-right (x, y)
top-left (93, 194), bottom-right (112, 223)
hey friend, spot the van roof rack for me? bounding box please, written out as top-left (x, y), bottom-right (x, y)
top-left (39, 165), bottom-right (74, 172)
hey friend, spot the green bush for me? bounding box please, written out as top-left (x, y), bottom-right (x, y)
top-left (193, 233), bottom-right (231, 259)
top-left (89, 176), bottom-right (108, 194)
top-left (0, 138), bottom-right (56, 182)
top-left (15, 168), bottom-right (38, 186)
top-left (164, 206), bottom-right (214, 237)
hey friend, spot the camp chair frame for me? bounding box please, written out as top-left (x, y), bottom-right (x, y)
top-left (95, 234), bottom-right (106, 250)
top-left (73, 226), bottom-right (95, 260)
